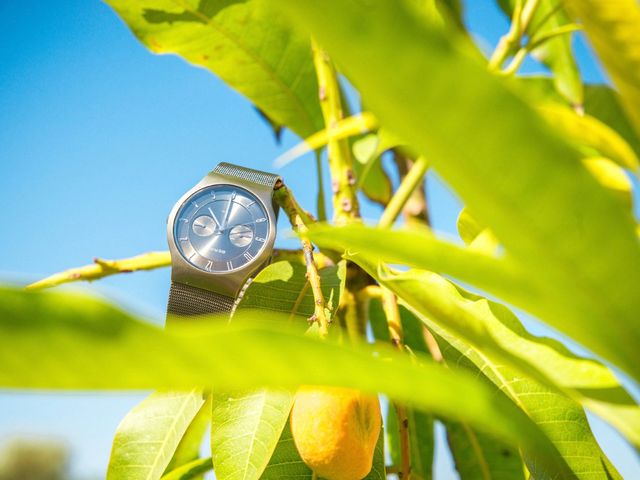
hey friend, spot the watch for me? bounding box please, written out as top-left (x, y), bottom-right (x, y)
top-left (166, 162), bottom-right (281, 318)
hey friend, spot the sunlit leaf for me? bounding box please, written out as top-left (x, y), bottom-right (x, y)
top-left (516, 77), bottom-right (640, 160)
top-left (279, 0), bottom-right (640, 380)
top-left (352, 254), bottom-right (640, 450)
top-left (538, 104), bottom-right (639, 171)
top-left (564, 0), bottom-right (640, 136)
top-left (430, 322), bottom-right (620, 480)
top-left (105, 0), bottom-right (322, 138)
top-left (0, 286), bottom-right (574, 478)
top-left (582, 157), bottom-right (633, 207)
top-left (207, 260), bottom-right (344, 480)
top-left (371, 272), bottom-right (622, 477)
top-left (352, 133), bottom-right (393, 205)
top-left (274, 112), bottom-right (378, 168)
top-left (164, 396), bottom-right (211, 478)
top-left (261, 419), bottom-right (311, 480)
top-left (210, 390), bottom-right (294, 480)
top-left (107, 390), bottom-right (207, 480)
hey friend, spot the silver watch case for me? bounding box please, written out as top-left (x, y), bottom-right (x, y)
top-left (167, 171), bottom-right (277, 298)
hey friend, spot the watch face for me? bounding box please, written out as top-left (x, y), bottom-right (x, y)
top-left (173, 184), bottom-right (270, 273)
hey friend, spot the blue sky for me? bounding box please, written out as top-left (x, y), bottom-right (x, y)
top-left (0, 0), bottom-right (637, 478)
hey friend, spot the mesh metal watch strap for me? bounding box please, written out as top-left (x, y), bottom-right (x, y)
top-left (212, 162), bottom-right (281, 188)
top-left (167, 282), bottom-right (235, 318)
top-left (167, 162), bottom-right (280, 320)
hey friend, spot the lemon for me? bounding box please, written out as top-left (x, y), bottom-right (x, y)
top-left (290, 386), bottom-right (381, 480)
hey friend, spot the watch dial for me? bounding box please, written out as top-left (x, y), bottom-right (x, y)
top-left (173, 185), bottom-right (270, 272)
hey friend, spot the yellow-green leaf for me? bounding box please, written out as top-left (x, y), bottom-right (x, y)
top-left (105, 0), bottom-right (322, 138)
top-left (278, 0), bottom-right (640, 379)
top-left (564, 0), bottom-right (640, 136)
top-left (0, 286), bottom-right (574, 479)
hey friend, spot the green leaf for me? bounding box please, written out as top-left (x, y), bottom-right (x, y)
top-left (317, 238), bottom-right (640, 448)
top-left (105, 0), bottom-right (322, 138)
top-left (382, 264), bottom-right (640, 451)
top-left (208, 260), bottom-right (343, 480)
top-left (261, 420), bottom-right (311, 479)
top-left (162, 457), bottom-right (212, 480)
top-left (498, 0), bottom-right (583, 105)
top-left (371, 271), bottom-right (620, 478)
top-left (538, 103), bottom-right (639, 170)
top-left (107, 390), bottom-right (207, 480)
top-left (210, 390), bottom-right (294, 480)
top-left (164, 396), bottom-right (211, 477)
top-left (352, 133), bottom-right (393, 205)
top-left (445, 421), bottom-right (524, 480)
top-left (564, 0), bottom-right (640, 136)
top-left (430, 322), bottom-right (621, 479)
top-left (238, 260), bottom-right (346, 318)
top-left (279, 0), bottom-right (640, 379)
top-left (584, 84), bottom-right (640, 160)
top-left (516, 77), bottom-right (640, 161)
top-left (0, 286), bottom-right (574, 479)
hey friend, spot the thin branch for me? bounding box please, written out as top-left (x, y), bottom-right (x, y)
top-left (379, 156), bottom-right (429, 229)
top-left (274, 182), bottom-right (330, 337)
top-left (381, 288), bottom-right (411, 479)
top-left (25, 251), bottom-right (171, 291)
top-left (488, 0), bottom-right (541, 71)
top-left (27, 248), bottom-right (333, 292)
top-left (389, 152), bottom-right (431, 229)
top-left (314, 150), bottom-right (327, 222)
top-left (311, 38), bottom-right (360, 224)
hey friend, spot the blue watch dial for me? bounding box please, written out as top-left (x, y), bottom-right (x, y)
top-left (173, 184), bottom-right (270, 272)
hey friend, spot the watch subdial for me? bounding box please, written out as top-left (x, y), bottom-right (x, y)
top-left (229, 224), bottom-right (253, 247)
top-left (192, 215), bottom-right (216, 237)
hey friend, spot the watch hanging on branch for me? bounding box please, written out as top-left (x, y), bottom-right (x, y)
top-left (166, 162), bottom-right (281, 317)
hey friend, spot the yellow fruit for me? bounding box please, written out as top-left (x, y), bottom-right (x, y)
top-left (290, 386), bottom-right (381, 480)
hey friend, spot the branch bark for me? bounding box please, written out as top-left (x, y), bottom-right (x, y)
top-left (311, 39), bottom-right (360, 224)
top-left (274, 182), bottom-right (330, 337)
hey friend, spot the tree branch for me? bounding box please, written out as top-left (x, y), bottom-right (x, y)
top-left (488, 0), bottom-right (541, 72)
top-left (381, 288), bottom-right (411, 479)
top-left (26, 248), bottom-right (333, 292)
top-left (25, 251), bottom-right (171, 291)
top-left (380, 155), bottom-right (429, 229)
top-left (311, 38), bottom-right (360, 224)
top-left (274, 182), bottom-right (330, 337)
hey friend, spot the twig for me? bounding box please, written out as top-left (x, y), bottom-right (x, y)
top-left (27, 248), bottom-right (333, 292)
top-left (488, 0), bottom-right (541, 71)
top-left (314, 150), bottom-right (327, 222)
top-left (311, 38), bottom-right (360, 224)
top-left (381, 288), bottom-right (411, 478)
top-left (274, 182), bottom-right (330, 337)
top-left (25, 251), bottom-right (171, 291)
top-left (379, 156), bottom-right (429, 229)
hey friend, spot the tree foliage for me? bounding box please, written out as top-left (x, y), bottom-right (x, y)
top-left (6, 1), bottom-right (640, 479)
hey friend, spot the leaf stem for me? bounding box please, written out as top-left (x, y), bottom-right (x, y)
top-left (311, 38), bottom-right (360, 224)
top-left (274, 182), bottom-right (330, 337)
top-left (379, 156), bottom-right (429, 229)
